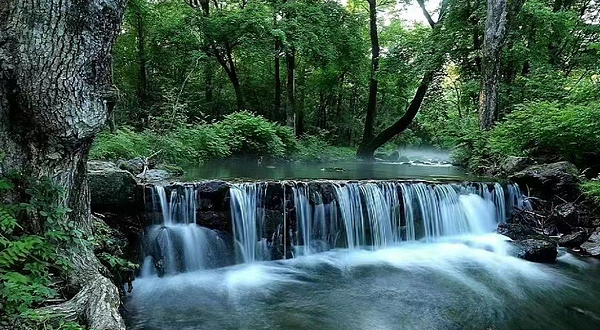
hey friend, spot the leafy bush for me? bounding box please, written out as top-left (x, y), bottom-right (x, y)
top-left (91, 111), bottom-right (299, 164)
top-left (488, 101), bottom-right (600, 167)
top-left (215, 111), bottom-right (287, 158)
top-left (582, 180), bottom-right (600, 205)
top-left (452, 101), bottom-right (600, 172)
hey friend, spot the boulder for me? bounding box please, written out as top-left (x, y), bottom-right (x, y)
top-left (117, 157), bottom-right (145, 175)
top-left (137, 169), bottom-right (172, 182)
top-left (580, 229), bottom-right (600, 257)
top-left (398, 156), bottom-right (410, 163)
top-left (510, 161), bottom-right (581, 200)
top-left (514, 238), bottom-right (558, 263)
top-left (551, 202), bottom-right (580, 232)
top-left (497, 222), bottom-right (538, 241)
top-left (558, 228), bottom-right (590, 248)
top-left (500, 156), bottom-right (533, 175)
top-left (88, 161), bottom-right (137, 212)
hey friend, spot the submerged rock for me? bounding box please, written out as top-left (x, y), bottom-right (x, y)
top-left (558, 228), bottom-right (590, 248)
top-left (514, 238), bottom-right (558, 263)
top-left (510, 161), bottom-right (581, 201)
top-left (581, 229), bottom-right (600, 257)
top-left (88, 161), bottom-right (137, 211)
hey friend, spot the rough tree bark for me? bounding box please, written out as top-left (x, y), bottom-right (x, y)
top-left (0, 1), bottom-right (126, 329)
top-left (479, 0), bottom-right (525, 129)
top-left (358, 0), bottom-right (381, 154)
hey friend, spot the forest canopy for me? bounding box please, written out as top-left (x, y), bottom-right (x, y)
top-left (97, 0), bottom-right (600, 169)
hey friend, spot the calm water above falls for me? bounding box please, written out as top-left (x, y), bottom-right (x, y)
top-left (183, 160), bottom-right (468, 181)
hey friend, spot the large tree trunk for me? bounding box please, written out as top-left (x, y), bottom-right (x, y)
top-left (358, 0), bottom-right (380, 154)
top-left (274, 38), bottom-right (282, 121)
top-left (0, 1), bottom-right (126, 329)
top-left (285, 47), bottom-right (296, 131)
top-left (136, 6), bottom-right (148, 107)
top-left (357, 71), bottom-right (436, 159)
top-left (479, 0), bottom-right (525, 129)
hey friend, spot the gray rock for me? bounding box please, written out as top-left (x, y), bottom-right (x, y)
top-left (88, 161), bottom-right (137, 211)
top-left (500, 156), bottom-right (533, 175)
top-left (137, 169), bottom-right (172, 182)
top-left (510, 161), bottom-right (581, 200)
top-left (514, 238), bottom-right (558, 263)
top-left (558, 228), bottom-right (590, 248)
top-left (581, 229), bottom-right (600, 257)
top-left (398, 156), bottom-right (410, 163)
top-left (497, 222), bottom-right (538, 241)
top-left (117, 157), bottom-right (145, 174)
top-left (551, 202), bottom-right (580, 232)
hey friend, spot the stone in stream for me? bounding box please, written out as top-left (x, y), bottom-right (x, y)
top-left (497, 222), bottom-right (558, 262)
top-left (514, 238), bottom-right (558, 263)
top-left (580, 229), bottom-right (600, 257)
top-left (558, 228), bottom-right (591, 248)
top-left (497, 222), bottom-right (538, 241)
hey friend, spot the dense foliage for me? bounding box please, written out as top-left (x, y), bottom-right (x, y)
top-left (0, 176), bottom-right (133, 329)
top-left (100, 0), bottom-right (599, 171)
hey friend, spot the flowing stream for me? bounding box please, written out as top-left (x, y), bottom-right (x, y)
top-left (127, 181), bottom-right (600, 330)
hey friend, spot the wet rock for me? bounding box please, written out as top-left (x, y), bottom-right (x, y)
top-left (580, 229), bottom-right (600, 257)
top-left (88, 161), bottom-right (137, 212)
top-left (510, 162), bottom-right (581, 201)
top-left (197, 211), bottom-right (230, 232)
top-left (137, 169), bottom-right (172, 182)
top-left (551, 202), bottom-right (580, 232)
top-left (497, 222), bottom-right (538, 241)
top-left (117, 157), bottom-right (145, 175)
top-left (514, 238), bottom-right (558, 263)
top-left (500, 156), bottom-right (533, 175)
top-left (558, 228), bottom-right (590, 248)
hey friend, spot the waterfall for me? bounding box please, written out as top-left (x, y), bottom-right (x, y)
top-left (141, 186), bottom-right (228, 276)
top-left (141, 180), bottom-right (529, 269)
top-left (289, 181), bottom-right (528, 254)
top-left (293, 185), bottom-right (331, 256)
top-left (229, 183), bottom-right (270, 263)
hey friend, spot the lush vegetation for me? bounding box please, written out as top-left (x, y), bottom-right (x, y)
top-left (91, 111), bottom-right (356, 163)
top-left (0, 176), bottom-right (133, 329)
top-left (95, 0), bottom-right (599, 173)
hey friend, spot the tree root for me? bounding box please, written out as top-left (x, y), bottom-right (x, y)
top-left (38, 250), bottom-right (125, 330)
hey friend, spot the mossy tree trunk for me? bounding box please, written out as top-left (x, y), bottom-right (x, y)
top-left (0, 0), bottom-right (126, 328)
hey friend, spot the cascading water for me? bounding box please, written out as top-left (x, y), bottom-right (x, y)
top-left (289, 181), bottom-right (526, 254)
top-left (229, 183), bottom-right (270, 263)
top-left (128, 181), bottom-right (600, 330)
top-left (140, 186), bottom-right (228, 276)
